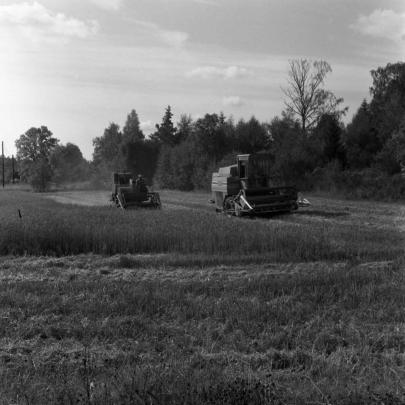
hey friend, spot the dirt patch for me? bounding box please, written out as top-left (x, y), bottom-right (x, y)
top-left (44, 190), bottom-right (204, 212)
top-left (44, 191), bottom-right (111, 207)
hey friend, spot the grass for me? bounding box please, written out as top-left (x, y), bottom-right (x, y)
top-left (0, 255), bottom-right (403, 403)
top-left (0, 189), bottom-right (404, 403)
top-left (0, 190), bottom-right (403, 262)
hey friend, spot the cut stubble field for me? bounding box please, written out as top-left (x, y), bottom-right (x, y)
top-left (0, 188), bottom-right (404, 404)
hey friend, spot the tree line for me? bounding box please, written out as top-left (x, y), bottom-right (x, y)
top-left (12, 60), bottom-right (405, 199)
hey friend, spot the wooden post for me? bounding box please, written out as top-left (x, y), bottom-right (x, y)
top-left (2, 141), bottom-right (4, 188)
top-left (11, 155), bottom-right (15, 184)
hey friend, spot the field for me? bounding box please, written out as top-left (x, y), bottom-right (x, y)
top-left (0, 188), bottom-right (404, 404)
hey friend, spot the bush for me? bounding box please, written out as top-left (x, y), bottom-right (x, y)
top-left (312, 165), bottom-right (405, 200)
top-left (28, 159), bottom-right (54, 192)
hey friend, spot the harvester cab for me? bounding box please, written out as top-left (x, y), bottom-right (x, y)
top-left (211, 153), bottom-right (309, 216)
top-left (111, 172), bottom-right (161, 209)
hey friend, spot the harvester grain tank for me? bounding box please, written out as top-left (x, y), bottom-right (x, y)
top-left (211, 153), bottom-right (309, 216)
top-left (112, 172), bottom-right (161, 209)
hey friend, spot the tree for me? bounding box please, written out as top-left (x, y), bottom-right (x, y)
top-left (50, 143), bottom-right (89, 183)
top-left (153, 113), bottom-right (230, 190)
top-left (15, 126), bottom-right (58, 163)
top-left (121, 139), bottom-right (160, 184)
top-left (154, 145), bottom-right (174, 188)
top-left (176, 114), bottom-right (194, 143)
top-left (152, 106), bottom-right (178, 146)
top-left (2, 156), bottom-right (16, 183)
top-left (92, 122), bottom-right (123, 169)
top-left (168, 140), bottom-right (195, 190)
top-left (375, 116), bottom-right (405, 174)
top-left (194, 113), bottom-right (227, 160)
top-left (15, 126), bottom-right (58, 191)
top-left (29, 160), bottom-right (54, 192)
top-left (122, 109), bottom-right (144, 143)
top-left (343, 100), bottom-right (381, 169)
top-left (370, 62), bottom-right (405, 104)
top-left (312, 113), bottom-right (346, 166)
top-left (282, 59), bottom-right (347, 136)
top-left (267, 112), bottom-right (313, 185)
top-left (343, 63), bottom-right (405, 172)
top-left (369, 62), bottom-right (405, 145)
top-left (234, 116), bottom-right (269, 153)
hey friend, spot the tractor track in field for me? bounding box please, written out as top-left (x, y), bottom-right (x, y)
top-left (44, 191), bottom-right (213, 211)
top-left (43, 190), bottom-right (405, 235)
top-left (44, 191), bottom-right (111, 207)
top-left (0, 254), bottom-right (395, 284)
top-left (44, 190), bottom-right (213, 212)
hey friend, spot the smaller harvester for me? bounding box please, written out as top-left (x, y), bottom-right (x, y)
top-left (211, 153), bottom-right (309, 216)
top-left (112, 172), bottom-right (161, 209)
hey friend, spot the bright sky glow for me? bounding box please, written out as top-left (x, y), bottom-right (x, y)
top-left (0, 0), bottom-right (403, 158)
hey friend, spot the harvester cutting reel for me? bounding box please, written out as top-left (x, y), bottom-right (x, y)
top-left (222, 190), bottom-right (310, 217)
top-left (113, 191), bottom-right (162, 210)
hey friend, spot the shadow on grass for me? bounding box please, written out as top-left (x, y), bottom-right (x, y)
top-left (249, 209), bottom-right (349, 220)
top-left (293, 209), bottom-right (350, 219)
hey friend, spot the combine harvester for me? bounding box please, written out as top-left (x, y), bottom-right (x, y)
top-left (111, 172), bottom-right (161, 209)
top-left (211, 153), bottom-right (309, 216)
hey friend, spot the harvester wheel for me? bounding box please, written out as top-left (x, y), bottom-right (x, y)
top-left (151, 193), bottom-right (162, 209)
top-left (223, 197), bottom-right (240, 216)
top-left (112, 195), bottom-right (120, 208)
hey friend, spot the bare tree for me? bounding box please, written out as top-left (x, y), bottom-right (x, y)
top-left (282, 59), bottom-right (346, 136)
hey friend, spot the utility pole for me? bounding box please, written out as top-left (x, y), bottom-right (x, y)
top-left (1, 141), bottom-right (4, 188)
top-left (12, 155), bottom-right (15, 184)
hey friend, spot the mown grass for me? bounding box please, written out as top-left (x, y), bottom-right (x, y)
top-left (0, 256), bottom-right (404, 404)
top-left (0, 190), bottom-right (403, 262)
top-left (0, 190), bottom-right (404, 404)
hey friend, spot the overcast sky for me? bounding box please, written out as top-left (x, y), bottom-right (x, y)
top-left (0, 0), bottom-right (404, 159)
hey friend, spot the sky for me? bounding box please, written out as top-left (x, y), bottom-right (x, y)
top-left (0, 0), bottom-right (404, 159)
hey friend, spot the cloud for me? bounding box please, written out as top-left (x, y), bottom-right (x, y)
top-left (351, 9), bottom-right (405, 42)
top-left (89, 0), bottom-right (124, 11)
top-left (187, 65), bottom-right (251, 80)
top-left (140, 120), bottom-right (155, 133)
top-left (134, 20), bottom-right (188, 48)
top-left (0, 2), bottom-right (99, 43)
top-left (193, 0), bottom-right (219, 5)
top-left (158, 30), bottom-right (188, 48)
top-left (161, 0), bottom-right (219, 6)
top-left (222, 96), bottom-right (243, 107)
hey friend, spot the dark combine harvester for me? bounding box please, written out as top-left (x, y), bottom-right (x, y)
top-left (111, 172), bottom-right (161, 209)
top-left (211, 153), bottom-right (309, 216)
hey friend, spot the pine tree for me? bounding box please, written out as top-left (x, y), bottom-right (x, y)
top-left (152, 106), bottom-right (178, 146)
top-left (122, 110), bottom-right (144, 143)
